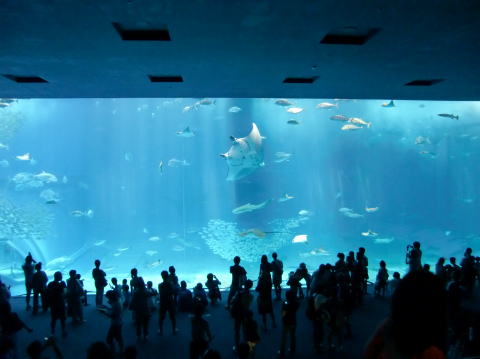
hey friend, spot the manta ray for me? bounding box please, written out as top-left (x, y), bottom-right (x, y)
top-left (221, 123), bottom-right (265, 181)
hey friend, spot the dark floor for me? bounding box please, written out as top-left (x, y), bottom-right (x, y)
top-left (11, 290), bottom-right (390, 359)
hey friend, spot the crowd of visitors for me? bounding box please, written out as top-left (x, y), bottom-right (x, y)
top-left (0, 244), bottom-right (479, 358)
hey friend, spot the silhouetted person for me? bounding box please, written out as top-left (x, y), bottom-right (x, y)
top-left (460, 247), bottom-right (476, 296)
top-left (168, 265), bottom-right (180, 303)
top-left (231, 279), bottom-right (253, 349)
top-left (46, 271), bottom-right (67, 337)
top-left (307, 293), bottom-right (329, 353)
top-left (92, 260), bottom-right (107, 306)
top-left (255, 271), bottom-right (276, 330)
top-left (158, 270), bottom-right (177, 335)
top-left (31, 262), bottom-right (48, 315)
top-left (193, 283), bottom-right (208, 309)
top-left (66, 269), bottom-right (84, 324)
top-left (406, 241), bottom-right (422, 273)
top-left (146, 281), bottom-right (158, 313)
top-left (110, 277), bottom-right (123, 305)
top-left (258, 254), bottom-right (271, 277)
top-left (130, 277), bottom-right (150, 340)
top-left (271, 252), bottom-right (284, 301)
top-left (26, 337), bottom-right (62, 359)
top-left (76, 274), bottom-right (87, 306)
top-left (22, 252), bottom-right (35, 311)
top-left (389, 272), bottom-right (401, 296)
top-left (98, 290), bottom-right (124, 353)
top-left (227, 256), bottom-right (247, 308)
top-left (364, 270), bottom-right (447, 359)
top-left (190, 305), bottom-right (213, 359)
top-left (357, 247), bottom-right (369, 293)
top-left (178, 280), bottom-right (193, 312)
top-left (374, 260), bottom-right (389, 297)
top-left (279, 289), bottom-right (299, 357)
top-left (205, 273), bottom-right (221, 305)
top-left (435, 257), bottom-right (446, 283)
top-left (121, 279), bottom-right (130, 309)
top-left (130, 268), bottom-right (140, 293)
top-left (0, 301), bottom-right (33, 359)
top-left (243, 310), bottom-right (260, 355)
top-left (292, 263), bottom-right (311, 298)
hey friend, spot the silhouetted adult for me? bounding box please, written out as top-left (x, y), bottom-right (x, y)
top-left (130, 277), bottom-right (150, 340)
top-left (255, 271), bottom-right (276, 330)
top-left (22, 253), bottom-right (35, 311)
top-left (92, 260), bottom-right (107, 306)
top-left (271, 252), bottom-right (284, 301)
top-left (258, 255), bottom-right (271, 278)
top-left (230, 279), bottom-right (254, 349)
top-left (357, 247), bottom-right (369, 293)
top-left (227, 256), bottom-right (247, 308)
top-left (460, 247), bottom-right (476, 296)
top-left (158, 270), bottom-right (177, 335)
top-left (66, 270), bottom-right (84, 324)
top-left (46, 271), bottom-right (67, 337)
top-left (406, 242), bottom-right (422, 273)
top-left (31, 262), bottom-right (48, 315)
top-left (190, 305), bottom-right (213, 359)
top-left (364, 270), bottom-right (447, 359)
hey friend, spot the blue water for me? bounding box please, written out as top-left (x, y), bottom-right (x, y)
top-left (1, 98), bottom-right (479, 292)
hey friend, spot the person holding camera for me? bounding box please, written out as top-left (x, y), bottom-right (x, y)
top-left (406, 241), bottom-right (422, 273)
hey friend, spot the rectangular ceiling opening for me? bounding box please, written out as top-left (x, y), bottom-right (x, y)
top-left (3, 75), bottom-right (48, 83)
top-left (113, 23), bottom-right (171, 41)
top-left (283, 77), bottom-right (318, 84)
top-left (320, 27), bottom-right (380, 45)
top-left (148, 75), bottom-right (183, 83)
top-left (404, 79), bottom-right (444, 86)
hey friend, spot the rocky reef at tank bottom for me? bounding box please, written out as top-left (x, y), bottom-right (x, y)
top-left (1, 97), bottom-right (480, 295)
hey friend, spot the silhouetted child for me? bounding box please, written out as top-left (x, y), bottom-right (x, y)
top-left (389, 272), bottom-right (401, 296)
top-left (178, 281), bottom-right (193, 313)
top-left (193, 283), bottom-right (208, 309)
top-left (98, 290), bottom-right (124, 353)
top-left (121, 279), bottom-right (130, 310)
top-left (169, 266), bottom-right (180, 303)
top-left (205, 273), bottom-right (221, 305)
top-left (374, 260), bottom-right (389, 297)
top-left (279, 289), bottom-right (299, 357)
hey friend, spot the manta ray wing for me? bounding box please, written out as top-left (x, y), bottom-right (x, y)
top-left (224, 123), bottom-right (264, 181)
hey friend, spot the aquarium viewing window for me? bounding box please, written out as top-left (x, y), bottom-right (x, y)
top-left (0, 97), bottom-right (478, 294)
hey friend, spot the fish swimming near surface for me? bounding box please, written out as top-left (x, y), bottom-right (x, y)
top-left (228, 106), bottom-right (242, 113)
top-left (287, 107), bottom-right (304, 114)
top-left (344, 212), bottom-right (364, 218)
top-left (117, 247), bottom-right (129, 252)
top-left (148, 259), bottom-right (164, 268)
top-left (438, 113), bottom-right (459, 120)
top-left (145, 250), bottom-right (158, 256)
top-left (278, 193), bottom-right (294, 202)
top-left (316, 102), bottom-right (338, 109)
top-left (221, 123), bottom-right (265, 181)
top-left (338, 207), bottom-right (353, 213)
top-left (16, 153), bottom-right (31, 161)
top-left (274, 152), bottom-right (292, 163)
top-left (361, 229), bottom-right (378, 238)
top-left (232, 199), bottom-right (272, 214)
top-left (182, 105), bottom-right (197, 113)
top-left (365, 207), bottom-right (379, 213)
top-left (176, 126), bottom-right (195, 138)
top-left (292, 234), bottom-right (308, 244)
top-left (148, 236), bottom-right (161, 242)
top-left (275, 99), bottom-right (293, 107)
top-left (93, 240), bottom-right (106, 246)
top-left (168, 158), bottom-right (190, 167)
top-left (71, 209), bottom-right (94, 218)
top-left (0, 160), bottom-right (9, 168)
top-left (0, 103), bottom-right (10, 109)
top-left (330, 115), bottom-right (349, 122)
top-left (172, 245), bottom-right (185, 252)
top-left (381, 100), bottom-right (395, 108)
top-left (348, 117), bottom-right (371, 128)
top-left (341, 124), bottom-right (362, 131)
top-left (300, 248), bottom-right (329, 257)
top-left (287, 119), bottom-right (301, 125)
top-left (195, 98), bottom-right (216, 106)
top-left (0, 143), bottom-right (9, 150)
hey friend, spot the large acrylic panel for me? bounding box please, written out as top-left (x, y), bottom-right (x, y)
top-left (0, 98), bottom-right (479, 293)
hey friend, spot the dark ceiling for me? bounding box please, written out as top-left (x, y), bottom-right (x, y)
top-left (1, 0), bottom-right (480, 100)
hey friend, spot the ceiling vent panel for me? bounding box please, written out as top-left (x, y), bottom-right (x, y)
top-left (404, 79), bottom-right (444, 86)
top-left (148, 75), bottom-right (183, 83)
top-left (283, 77), bottom-right (318, 84)
top-left (113, 23), bottom-right (171, 41)
top-left (3, 75), bottom-right (48, 83)
top-left (320, 27), bottom-right (380, 45)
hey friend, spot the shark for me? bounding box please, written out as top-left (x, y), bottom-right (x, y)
top-left (232, 199), bottom-right (272, 214)
top-left (221, 123), bottom-right (265, 181)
